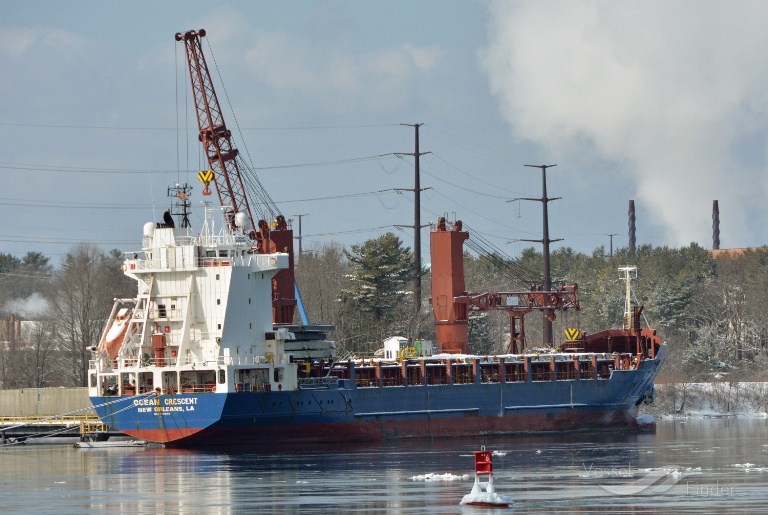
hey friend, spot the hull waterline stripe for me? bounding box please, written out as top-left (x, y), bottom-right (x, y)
top-left (354, 408), bottom-right (480, 418)
top-left (504, 402), bottom-right (624, 410)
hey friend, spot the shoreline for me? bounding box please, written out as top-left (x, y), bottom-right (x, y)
top-left (641, 381), bottom-right (768, 419)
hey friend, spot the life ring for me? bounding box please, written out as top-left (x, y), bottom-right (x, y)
top-left (212, 385), bottom-right (216, 393)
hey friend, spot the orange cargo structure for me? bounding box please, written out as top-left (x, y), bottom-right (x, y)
top-left (430, 217), bottom-right (470, 353)
top-left (430, 217), bottom-right (579, 354)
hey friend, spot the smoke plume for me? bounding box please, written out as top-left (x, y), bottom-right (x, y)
top-left (482, 1), bottom-right (768, 247)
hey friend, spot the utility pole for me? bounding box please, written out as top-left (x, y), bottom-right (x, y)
top-left (512, 164), bottom-right (561, 345)
top-left (605, 233), bottom-right (618, 258)
top-left (396, 123), bottom-right (431, 315)
top-left (293, 214), bottom-right (308, 258)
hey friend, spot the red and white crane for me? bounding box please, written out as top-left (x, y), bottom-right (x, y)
top-left (175, 29), bottom-right (297, 325)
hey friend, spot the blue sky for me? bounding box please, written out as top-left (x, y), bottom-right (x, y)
top-left (2, 0), bottom-right (768, 266)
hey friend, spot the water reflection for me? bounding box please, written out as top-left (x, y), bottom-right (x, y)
top-left (1, 418), bottom-right (768, 513)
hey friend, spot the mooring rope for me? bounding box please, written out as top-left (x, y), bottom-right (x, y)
top-left (0, 390), bottom-right (157, 433)
top-left (0, 424), bottom-right (83, 448)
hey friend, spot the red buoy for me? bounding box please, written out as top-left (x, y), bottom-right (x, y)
top-left (460, 446), bottom-right (513, 508)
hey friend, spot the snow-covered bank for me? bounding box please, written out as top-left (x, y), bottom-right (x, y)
top-left (642, 381), bottom-right (768, 418)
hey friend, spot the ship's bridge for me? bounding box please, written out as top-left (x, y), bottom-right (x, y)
top-left (123, 204), bottom-right (289, 273)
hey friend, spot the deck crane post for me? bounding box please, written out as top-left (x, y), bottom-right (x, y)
top-left (430, 217), bottom-right (579, 354)
top-left (175, 29), bottom-right (296, 325)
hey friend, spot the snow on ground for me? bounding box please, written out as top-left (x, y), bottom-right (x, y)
top-left (643, 381), bottom-right (768, 419)
top-left (636, 414), bottom-right (655, 425)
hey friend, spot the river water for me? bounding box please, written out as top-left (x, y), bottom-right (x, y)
top-left (1, 418), bottom-right (766, 513)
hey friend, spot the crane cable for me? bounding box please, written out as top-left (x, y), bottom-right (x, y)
top-left (203, 38), bottom-right (282, 221)
top-left (0, 391), bottom-right (158, 447)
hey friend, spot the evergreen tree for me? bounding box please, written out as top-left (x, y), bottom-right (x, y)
top-left (467, 311), bottom-right (493, 355)
top-left (340, 233), bottom-right (414, 351)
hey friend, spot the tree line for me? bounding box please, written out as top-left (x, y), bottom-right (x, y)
top-left (2, 234), bottom-right (766, 389)
top-left (297, 235), bottom-right (768, 383)
top-left (0, 245), bottom-right (133, 389)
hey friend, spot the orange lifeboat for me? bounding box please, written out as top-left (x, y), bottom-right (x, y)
top-left (102, 308), bottom-right (132, 360)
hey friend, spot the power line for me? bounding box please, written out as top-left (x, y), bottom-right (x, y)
top-left (420, 167), bottom-right (512, 199)
top-left (0, 188), bottom-right (399, 212)
top-left (423, 124), bottom-right (538, 164)
top-left (251, 154), bottom-right (398, 171)
top-left (0, 154), bottom-right (398, 175)
top-left (274, 189), bottom-right (396, 205)
top-left (0, 121), bottom-right (401, 131)
top-left (0, 162), bottom-right (170, 175)
top-left (0, 198), bottom-right (152, 210)
top-left (301, 225), bottom-right (395, 238)
top-left (0, 235), bottom-right (135, 245)
top-left (462, 222), bottom-right (541, 284)
top-left (426, 188), bottom-right (539, 236)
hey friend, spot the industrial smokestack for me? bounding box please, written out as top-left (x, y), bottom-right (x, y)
top-left (9, 315), bottom-right (15, 348)
top-left (628, 200), bottom-right (636, 254)
top-left (712, 200), bottom-right (720, 250)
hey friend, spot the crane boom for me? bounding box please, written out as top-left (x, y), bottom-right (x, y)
top-left (175, 29), bottom-right (255, 234)
top-left (175, 28), bottom-right (297, 325)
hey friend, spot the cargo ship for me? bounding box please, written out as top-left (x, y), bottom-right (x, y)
top-left (87, 29), bottom-right (666, 446)
top-left (87, 204), bottom-right (665, 446)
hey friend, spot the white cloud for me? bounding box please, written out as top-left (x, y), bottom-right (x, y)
top-left (401, 44), bottom-right (442, 73)
top-left (0, 27), bottom-right (83, 58)
top-left (0, 28), bottom-right (37, 58)
top-left (243, 29), bottom-right (444, 113)
top-left (481, 0), bottom-right (768, 247)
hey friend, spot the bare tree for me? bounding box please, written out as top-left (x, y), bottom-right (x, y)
top-left (15, 319), bottom-right (58, 387)
top-left (48, 244), bottom-right (133, 386)
top-left (294, 244), bottom-right (350, 326)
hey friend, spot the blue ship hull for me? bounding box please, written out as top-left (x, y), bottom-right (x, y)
top-left (91, 346), bottom-right (665, 446)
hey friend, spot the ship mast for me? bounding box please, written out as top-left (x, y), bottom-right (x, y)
top-left (619, 265), bottom-right (637, 329)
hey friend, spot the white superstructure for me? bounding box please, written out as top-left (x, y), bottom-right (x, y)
top-left (88, 204), bottom-right (297, 398)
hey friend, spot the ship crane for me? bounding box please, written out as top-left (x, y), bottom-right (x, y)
top-left (175, 29), bottom-right (297, 325)
top-left (465, 285), bottom-right (578, 354)
top-left (430, 217), bottom-right (579, 354)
